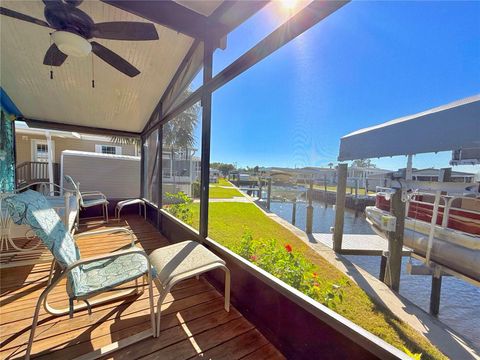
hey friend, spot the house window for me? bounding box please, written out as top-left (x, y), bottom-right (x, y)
top-left (36, 144), bottom-right (48, 161)
top-left (31, 139), bottom-right (54, 162)
top-left (95, 144), bottom-right (122, 155)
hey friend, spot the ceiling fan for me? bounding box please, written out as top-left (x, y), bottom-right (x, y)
top-left (0, 0), bottom-right (159, 77)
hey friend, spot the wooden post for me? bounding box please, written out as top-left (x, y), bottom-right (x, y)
top-left (333, 164), bottom-right (347, 252)
top-left (306, 178), bottom-right (314, 234)
top-left (379, 253), bottom-right (388, 282)
top-left (354, 179), bottom-right (358, 198)
top-left (427, 168), bottom-right (449, 315)
top-left (291, 198), bottom-right (297, 226)
top-left (267, 178), bottom-right (272, 210)
top-left (324, 174), bottom-right (327, 192)
top-left (365, 179), bottom-right (369, 195)
top-left (430, 267), bottom-right (442, 316)
top-left (384, 189), bottom-right (405, 291)
top-left (258, 178), bottom-right (262, 200)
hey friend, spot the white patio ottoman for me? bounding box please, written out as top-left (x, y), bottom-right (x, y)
top-left (149, 240), bottom-right (230, 336)
top-left (115, 199), bottom-right (146, 220)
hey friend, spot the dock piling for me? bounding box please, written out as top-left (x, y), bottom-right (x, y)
top-left (306, 178), bottom-right (314, 234)
top-left (384, 188), bottom-right (405, 291)
top-left (291, 198), bottom-right (297, 226)
top-left (266, 178), bottom-right (272, 210)
top-left (333, 163), bottom-right (348, 252)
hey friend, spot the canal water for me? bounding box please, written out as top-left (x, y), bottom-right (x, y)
top-left (269, 200), bottom-right (480, 350)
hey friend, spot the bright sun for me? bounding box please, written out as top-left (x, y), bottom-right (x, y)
top-left (281, 0), bottom-right (297, 10)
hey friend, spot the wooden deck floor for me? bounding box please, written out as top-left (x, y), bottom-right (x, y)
top-left (0, 216), bottom-right (284, 360)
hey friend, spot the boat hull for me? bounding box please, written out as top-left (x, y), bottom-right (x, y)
top-left (366, 206), bottom-right (480, 282)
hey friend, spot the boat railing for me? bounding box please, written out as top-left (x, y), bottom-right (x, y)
top-left (407, 192), bottom-right (480, 234)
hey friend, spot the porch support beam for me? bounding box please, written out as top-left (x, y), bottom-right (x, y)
top-left (20, 117), bottom-right (140, 138)
top-left (101, 0), bottom-right (229, 42)
top-left (142, 40), bottom-right (201, 135)
top-left (199, 38), bottom-right (214, 239)
top-left (157, 126), bottom-right (163, 227)
top-left (150, 0), bottom-right (349, 133)
top-left (141, 1), bottom-right (269, 136)
top-left (140, 135), bottom-right (145, 199)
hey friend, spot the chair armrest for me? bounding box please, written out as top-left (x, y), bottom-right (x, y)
top-left (74, 227), bottom-right (135, 246)
top-left (81, 192), bottom-right (108, 203)
top-left (81, 191), bottom-right (107, 197)
top-left (67, 247), bottom-right (151, 272)
top-left (48, 248), bottom-right (152, 291)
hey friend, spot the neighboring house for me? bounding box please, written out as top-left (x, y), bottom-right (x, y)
top-left (365, 168), bottom-right (476, 191)
top-left (14, 121), bottom-right (137, 186)
top-left (209, 168), bottom-right (220, 183)
top-left (347, 166), bottom-right (391, 188)
top-left (411, 168), bottom-right (475, 183)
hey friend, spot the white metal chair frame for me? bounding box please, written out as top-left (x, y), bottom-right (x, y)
top-left (26, 227), bottom-right (157, 360)
top-left (154, 262), bottom-right (230, 337)
top-left (115, 199), bottom-right (147, 220)
top-left (63, 175), bottom-right (109, 224)
top-left (0, 183), bottom-right (77, 260)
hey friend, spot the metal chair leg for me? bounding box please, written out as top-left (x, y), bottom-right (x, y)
top-left (47, 259), bottom-right (56, 286)
top-left (104, 203), bottom-right (109, 223)
top-left (222, 266), bottom-right (231, 312)
top-left (146, 274), bottom-right (156, 337)
top-left (26, 284), bottom-right (52, 360)
top-left (156, 284), bottom-right (172, 337)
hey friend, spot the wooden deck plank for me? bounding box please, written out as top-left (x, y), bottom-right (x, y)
top-left (241, 343), bottom-right (286, 360)
top-left (188, 328), bottom-right (269, 360)
top-left (0, 215), bottom-right (283, 360)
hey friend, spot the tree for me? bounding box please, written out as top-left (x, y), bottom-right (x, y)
top-left (112, 89), bottom-right (200, 201)
top-left (211, 162), bottom-right (236, 176)
top-left (110, 135), bottom-right (141, 155)
top-left (327, 162), bottom-right (334, 169)
top-left (352, 159), bottom-right (376, 168)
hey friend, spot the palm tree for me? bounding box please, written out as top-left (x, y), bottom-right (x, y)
top-left (110, 136), bottom-right (141, 155)
top-left (110, 89), bottom-right (199, 201)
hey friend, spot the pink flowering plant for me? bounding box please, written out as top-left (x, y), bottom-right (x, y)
top-left (236, 229), bottom-right (346, 309)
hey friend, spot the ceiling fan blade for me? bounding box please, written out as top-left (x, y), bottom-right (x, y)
top-left (0, 7), bottom-right (51, 28)
top-left (91, 41), bottom-right (140, 77)
top-left (92, 22), bottom-right (159, 41)
top-left (43, 43), bottom-right (68, 66)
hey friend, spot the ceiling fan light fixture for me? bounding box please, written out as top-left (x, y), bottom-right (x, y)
top-left (52, 31), bottom-right (91, 57)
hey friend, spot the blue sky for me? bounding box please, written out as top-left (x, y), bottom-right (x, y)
top-left (199, 1), bottom-right (480, 172)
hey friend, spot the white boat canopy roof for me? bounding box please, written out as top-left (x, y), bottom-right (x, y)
top-left (338, 95), bottom-right (480, 161)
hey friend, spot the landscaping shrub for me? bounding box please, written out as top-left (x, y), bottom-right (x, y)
top-left (192, 181), bottom-right (200, 198)
top-left (236, 229), bottom-right (346, 310)
top-left (164, 192), bottom-right (193, 224)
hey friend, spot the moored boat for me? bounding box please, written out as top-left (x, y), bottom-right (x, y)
top-left (366, 192), bottom-right (480, 282)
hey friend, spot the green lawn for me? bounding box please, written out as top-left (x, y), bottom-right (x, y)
top-left (217, 178), bottom-right (233, 187)
top-left (184, 202), bottom-right (446, 360)
top-left (208, 186), bottom-right (244, 199)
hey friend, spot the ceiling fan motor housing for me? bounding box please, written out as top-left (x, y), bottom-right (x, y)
top-left (51, 30), bottom-right (92, 57)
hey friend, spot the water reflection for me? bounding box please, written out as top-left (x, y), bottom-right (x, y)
top-left (269, 200), bottom-right (480, 350)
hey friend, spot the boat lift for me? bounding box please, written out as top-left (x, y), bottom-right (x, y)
top-left (335, 95), bottom-right (480, 315)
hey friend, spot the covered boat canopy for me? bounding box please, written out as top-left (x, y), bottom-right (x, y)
top-left (338, 95), bottom-right (480, 161)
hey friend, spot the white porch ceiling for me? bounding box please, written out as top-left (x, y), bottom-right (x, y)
top-left (0, 1), bottom-right (222, 133)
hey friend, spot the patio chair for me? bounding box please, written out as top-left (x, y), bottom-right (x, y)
top-left (63, 174), bottom-right (110, 223)
top-left (3, 190), bottom-right (156, 360)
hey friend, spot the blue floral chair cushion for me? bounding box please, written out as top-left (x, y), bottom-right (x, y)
top-left (4, 190), bottom-right (84, 294)
top-left (76, 253), bottom-right (149, 298)
top-left (4, 190), bottom-right (149, 300)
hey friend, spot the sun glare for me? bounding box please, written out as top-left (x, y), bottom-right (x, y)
top-left (281, 0), bottom-right (297, 10)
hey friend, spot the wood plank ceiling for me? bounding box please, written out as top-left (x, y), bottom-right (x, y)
top-left (0, 1), bottom-right (223, 133)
